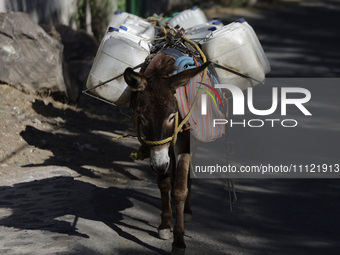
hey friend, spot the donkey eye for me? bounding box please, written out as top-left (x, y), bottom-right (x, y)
top-left (168, 113), bottom-right (176, 124)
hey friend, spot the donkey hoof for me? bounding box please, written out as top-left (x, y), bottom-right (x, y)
top-left (171, 245), bottom-right (186, 255)
top-left (158, 228), bottom-right (171, 240)
top-left (184, 213), bottom-right (192, 223)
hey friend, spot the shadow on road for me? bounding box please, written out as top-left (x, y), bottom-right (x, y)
top-left (19, 98), bottom-right (153, 182)
top-left (0, 176), bottom-right (167, 254)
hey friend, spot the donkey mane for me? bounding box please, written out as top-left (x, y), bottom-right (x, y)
top-left (143, 54), bottom-right (177, 84)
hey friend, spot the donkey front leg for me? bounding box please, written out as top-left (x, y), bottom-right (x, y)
top-left (184, 175), bottom-right (192, 223)
top-left (172, 153), bottom-right (190, 254)
top-left (157, 174), bottom-right (172, 240)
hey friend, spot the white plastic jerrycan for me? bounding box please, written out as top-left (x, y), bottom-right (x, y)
top-left (86, 29), bottom-right (150, 106)
top-left (202, 18), bottom-right (270, 91)
top-left (169, 6), bottom-right (208, 29)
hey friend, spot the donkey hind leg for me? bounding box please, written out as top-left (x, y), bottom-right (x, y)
top-left (172, 153), bottom-right (190, 254)
top-left (157, 174), bottom-right (172, 240)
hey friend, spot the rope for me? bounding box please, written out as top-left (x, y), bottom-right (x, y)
top-left (112, 135), bottom-right (129, 140)
top-left (136, 110), bottom-right (179, 147)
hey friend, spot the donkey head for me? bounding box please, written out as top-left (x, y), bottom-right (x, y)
top-left (124, 54), bottom-right (209, 174)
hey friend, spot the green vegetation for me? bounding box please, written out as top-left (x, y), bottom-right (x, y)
top-left (73, 0), bottom-right (114, 41)
top-left (215, 0), bottom-right (258, 7)
top-left (118, 0), bottom-right (126, 12)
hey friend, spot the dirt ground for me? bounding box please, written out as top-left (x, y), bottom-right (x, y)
top-left (0, 84), bottom-right (57, 173)
top-left (0, 83), bottom-right (152, 186)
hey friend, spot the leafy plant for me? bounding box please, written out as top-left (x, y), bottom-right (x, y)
top-left (73, 0), bottom-right (114, 41)
top-left (89, 0), bottom-right (113, 41)
top-left (118, 0), bottom-right (126, 12)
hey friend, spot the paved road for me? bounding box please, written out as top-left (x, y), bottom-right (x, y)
top-left (1, 1), bottom-right (340, 254)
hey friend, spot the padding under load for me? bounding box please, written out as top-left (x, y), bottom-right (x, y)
top-left (174, 55), bottom-right (226, 142)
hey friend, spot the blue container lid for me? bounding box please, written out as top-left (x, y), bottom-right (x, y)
top-left (108, 27), bottom-right (119, 32)
top-left (212, 20), bottom-right (222, 25)
top-left (120, 25), bottom-right (127, 31)
top-left (114, 10), bottom-right (122, 15)
top-left (208, 27), bottom-right (217, 31)
top-left (235, 18), bottom-right (246, 23)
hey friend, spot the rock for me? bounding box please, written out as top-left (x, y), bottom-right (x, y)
top-left (33, 118), bottom-right (41, 124)
top-left (0, 12), bottom-right (67, 99)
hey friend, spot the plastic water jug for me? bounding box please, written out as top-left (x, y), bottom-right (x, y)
top-left (86, 30), bottom-right (150, 106)
top-left (185, 19), bottom-right (223, 42)
top-left (108, 10), bottom-right (155, 39)
top-left (207, 19), bottom-right (224, 28)
top-left (201, 18), bottom-right (270, 91)
top-left (169, 6), bottom-right (208, 29)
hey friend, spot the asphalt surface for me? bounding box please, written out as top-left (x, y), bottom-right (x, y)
top-left (1, 1), bottom-right (340, 254)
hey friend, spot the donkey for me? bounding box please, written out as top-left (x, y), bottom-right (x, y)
top-left (124, 53), bottom-right (209, 254)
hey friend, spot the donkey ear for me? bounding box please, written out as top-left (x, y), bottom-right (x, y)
top-left (124, 67), bottom-right (147, 91)
top-left (168, 61), bottom-right (210, 92)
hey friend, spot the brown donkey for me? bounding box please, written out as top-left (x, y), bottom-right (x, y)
top-left (124, 53), bottom-right (209, 254)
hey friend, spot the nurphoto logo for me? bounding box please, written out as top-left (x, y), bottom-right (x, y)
top-left (200, 83), bottom-right (312, 128)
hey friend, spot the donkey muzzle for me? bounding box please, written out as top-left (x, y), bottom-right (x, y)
top-left (150, 146), bottom-right (170, 174)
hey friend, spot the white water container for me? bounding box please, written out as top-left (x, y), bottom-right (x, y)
top-left (119, 19), bottom-right (155, 39)
top-left (86, 31), bottom-right (150, 106)
top-left (185, 19), bottom-right (223, 42)
top-left (241, 19), bottom-right (270, 74)
top-left (169, 6), bottom-right (208, 29)
top-left (202, 18), bottom-right (270, 91)
top-left (208, 19), bottom-right (224, 28)
top-left (108, 10), bottom-right (155, 39)
top-left (108, 10), bottom-right (140, 30)
top-left (95, 27), bottom-right (119, 58)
